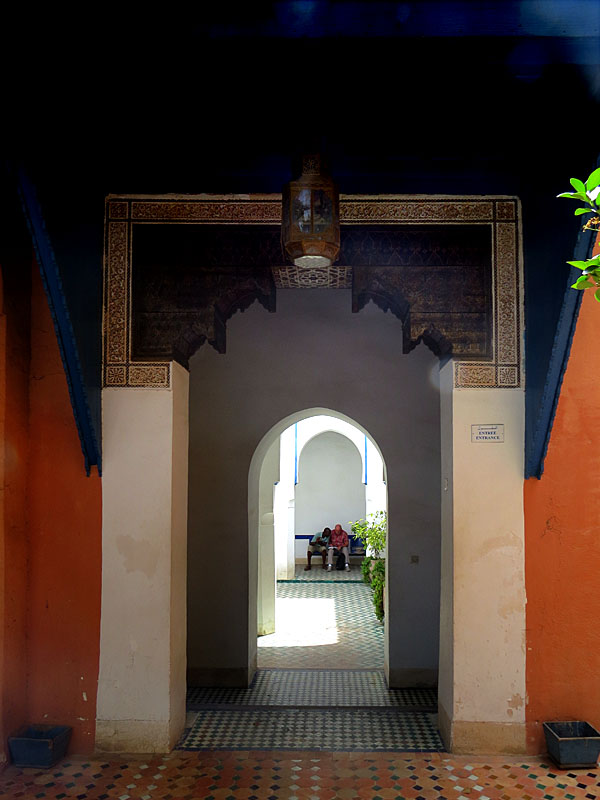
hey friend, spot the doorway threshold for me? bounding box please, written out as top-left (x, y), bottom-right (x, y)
top-left (181, 670), bottom-right (442, 752)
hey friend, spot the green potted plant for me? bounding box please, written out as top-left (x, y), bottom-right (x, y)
top-left (350, 510), bottom-right (386, 559)
top-left (350, 511), bottom-right (387, 621)
top-left (360, 554), bottom-right (373, 585)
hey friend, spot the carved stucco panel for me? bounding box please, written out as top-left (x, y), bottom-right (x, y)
top-left (105, 221), bottom-right (128, 365)
top-left (103, 195), bottom-right (522, 389)
top-left (496, 222), bottom-right (519, 365)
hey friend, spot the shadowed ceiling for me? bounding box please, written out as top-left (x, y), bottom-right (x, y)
top-left (2, 0), bottom-right (598, 473)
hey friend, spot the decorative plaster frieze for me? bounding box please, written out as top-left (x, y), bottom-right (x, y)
top-left (103, 195), bottom-right (522, 389)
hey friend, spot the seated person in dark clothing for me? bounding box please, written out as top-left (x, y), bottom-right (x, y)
top-left (304, 527), bottom-right (331, 570)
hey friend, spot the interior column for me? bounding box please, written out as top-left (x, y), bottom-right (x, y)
top-left (96, 362), bottom-right (189, 752)
top-left (438, 361), bottom-right (526, 754)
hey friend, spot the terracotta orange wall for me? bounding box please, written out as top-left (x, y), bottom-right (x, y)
top-left (0, 256), bottom-right (102, 763)
top-left (0, 258), bottom-right (31, 766)
top-left (525, 241), bottom-right (600, 752)
top-left (25, 264), bottom-right (102, 754)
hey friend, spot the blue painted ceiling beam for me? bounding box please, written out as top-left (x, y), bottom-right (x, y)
top-left (16, 167), bottom-right (101, 476)
top-left (199, 0), bottom-right (599, 47)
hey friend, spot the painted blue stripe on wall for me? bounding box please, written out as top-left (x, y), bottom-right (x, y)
top-left (16, 168), bottom-right (101, 475)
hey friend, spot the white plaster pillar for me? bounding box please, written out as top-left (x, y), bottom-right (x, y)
top-left (96, 362), bottom-right (189, 752)
top-left (274, 425), bottom-right (295, 579)
top-left (438, 361), bottom-right (526, 754)
top-left (257, 438), bottom-right (279, 636)
top-left (257, 513), bottom-right (276, 635)
top-left (286, 500), bottom-right (296, 576)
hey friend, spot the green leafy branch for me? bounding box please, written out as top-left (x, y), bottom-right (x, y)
top-left (350, 511), bottom-right (387, 621)
top-left (558, 167), bottom-right (600, 302)
top-left (349, 510), bottom-right (387, 558)
top-left (350, 511), bottom-right (387, 622)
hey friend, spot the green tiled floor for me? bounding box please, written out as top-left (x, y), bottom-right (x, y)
top-left (283, 565), bottom-right (365, 582)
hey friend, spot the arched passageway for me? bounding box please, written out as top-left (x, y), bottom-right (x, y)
top-left (185, 289), bottom-right (443, 691)
top-left (98, 196), bottom-right (526, 754)
top-left (185, 404), bottom-right (444, 750)
top-left (253, 411), bottom-right (388, 662)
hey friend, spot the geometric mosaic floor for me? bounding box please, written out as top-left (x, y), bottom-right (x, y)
top-left (2, 751), bottom-right (599, 799)
top-left (179, 576), bottom-right (443, 752)
top-left (180, 578), bottom-right (443, 752)
top-left (284, 565), bottom-right (365, 582)
top-left (6, 578), bottom-right (594, 796)
top-left (178, 707), bottom-right (443, 752)
top-left (257, 581), bottom-right (384, 669)
top-left (187, 670), bottom-right (438, 708)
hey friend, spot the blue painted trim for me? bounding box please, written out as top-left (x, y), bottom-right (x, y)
top-left (16, 168), bottom-right (101, 476)
top-left (525, 223), bottom-right (596, 479)
top-left (294, 422), bottom-right (298, 485)
top-left (364, 435), bottom-right (368, 484)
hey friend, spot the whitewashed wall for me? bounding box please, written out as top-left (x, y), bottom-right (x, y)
top-left (438, 361), bottom-right (526, 753)
top-left (274, 415), bottom-right (386, 573)
top-left (98, 363), bottom-right (188, 752)
top-left (295, 430), bottom-right (365, 539)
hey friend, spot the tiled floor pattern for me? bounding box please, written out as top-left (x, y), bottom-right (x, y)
top-left (2, 751), bottom-right (599, 799)
top-left (187, 671), bottom-right (437, 709)
top-left (179, 708), bottom-right (443, 751)
top-left (258, 582), bottom-right (383, 669)
top-left (181, 580), bottom-right (430, 752)
top-left (285, 566), bottom-right (364, 582)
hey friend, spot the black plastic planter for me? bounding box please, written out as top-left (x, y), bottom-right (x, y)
top-left (8, 724), bottom-right (71, 769)
top-left (543, 721), bottom-right (600, 769)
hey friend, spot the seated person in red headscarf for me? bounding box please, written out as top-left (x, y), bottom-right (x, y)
top-left (327, 524), bottom-right (350, 572)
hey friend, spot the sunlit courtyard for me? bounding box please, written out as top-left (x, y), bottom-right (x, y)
top-left (257, 577), bottom-right (384, 669)
top-left (258, 597), bottom-right (339, 647)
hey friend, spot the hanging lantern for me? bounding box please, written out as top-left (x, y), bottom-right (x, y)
top-left (281, 154), bottom-right (340, 268)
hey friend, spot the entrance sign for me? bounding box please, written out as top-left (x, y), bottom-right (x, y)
top-left (471, 424), bottom-right (504, 442)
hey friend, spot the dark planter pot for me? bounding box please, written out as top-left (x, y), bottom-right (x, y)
top-left (543, 721), bottom-right (600, 769)
top-left (8, 725), bottom-right (72, 769)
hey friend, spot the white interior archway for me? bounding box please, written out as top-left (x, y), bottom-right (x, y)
top-left (250, 407), bottom-right (395, 672)
top-left (267, 415), bottom-right (386, 581)
top-left (294, 430), bottom-right (365, 553)
top-left (255, 412), bottom-right (387, 637)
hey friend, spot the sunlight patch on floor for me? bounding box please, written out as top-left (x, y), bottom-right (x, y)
top-left (257, 598), bottom-right (338, 647)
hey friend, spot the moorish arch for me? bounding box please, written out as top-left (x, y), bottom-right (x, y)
top-left (251, 409), bottom-right (386, 639)
top-left (98, 195), bottom-right (525, 755)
